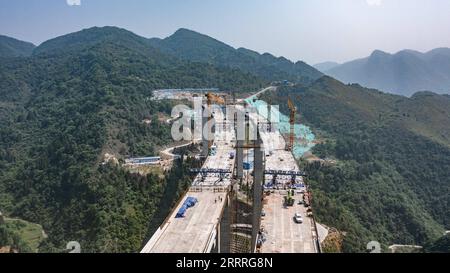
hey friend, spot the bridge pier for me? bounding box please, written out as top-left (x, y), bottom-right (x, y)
top-left (211, 194), bottom-right (231, 253)
top-left (236, 140), bottom-right (244, 179)
top-left (202, 109), bottom-right (209, 158)
top-left (202, 105), bottom-right (216, 157)
top-left (218, 201), bottom-right (232, 253)
top-left (251, 134), bottom-right (264, 252)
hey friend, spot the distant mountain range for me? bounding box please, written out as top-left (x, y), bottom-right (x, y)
top-left (149, 28), bottom-right (323, 85)
top-left (313, 61), bottom-right (340, 72)
top-left (0, 35), bottom-right (35, 58)
top-left (323, 48), bottom-right (450, 96)
top-left (1, 28), bottom-right (323, 85)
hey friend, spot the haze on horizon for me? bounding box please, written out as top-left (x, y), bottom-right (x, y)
top-left (1, 0), bottom-right (449, 64)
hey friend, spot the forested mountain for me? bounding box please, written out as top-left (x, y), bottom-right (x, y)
top-left (263, 77), bottom-right (450, 252)
top-left (1, 25), bottom-right (449, 253)
top-left (0, 35), bottom-right (35, 58)
top-left (325, 48), bottom-right (450, 96)
top-left (149, 28), bottom-right (323, 85)
top-left (0, 26), bottom-right (266, 252)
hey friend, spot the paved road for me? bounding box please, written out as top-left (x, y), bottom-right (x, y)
top-left (250, 86), bottom-right (276, 99)
top-left (246, 99), bottom-right (318, 253)
top-left (237, 86), bottom-right (276, 103)
top-left (260, 191), bottom-right (315, 253)
top-left (160, 142), bottom-right (193, 160)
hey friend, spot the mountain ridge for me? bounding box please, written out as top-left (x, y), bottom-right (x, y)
top-left (0, 26), bottom-right (266, 252)
top-left (34, 26), bottom-right (158, 58)
top-left (324, 48), bottom-right (450, 96)
top-left (313, 61), bottom-right (340, 72)
top-left (148, 28), bottom-right (323, 84)
top-left (0, 35), bottom-right (36, 58)
top-left (1, 25), bottom-right (449, 253)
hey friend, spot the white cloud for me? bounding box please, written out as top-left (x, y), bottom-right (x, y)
top-left (67, 0), bottom-right (81, 6)
top-left (366, 0), bottom-right (382, 6)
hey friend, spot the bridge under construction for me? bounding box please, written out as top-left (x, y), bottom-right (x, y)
top-left (141, 87), bottom-right (323, 253)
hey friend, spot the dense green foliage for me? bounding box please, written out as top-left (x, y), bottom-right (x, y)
top-left (0, 218), bottom-right (45, 253)
top-left (0, 35), bottom-right (35, 58)
top-left (424, 234), bottom-right (450, 253)
top-left (0, 227), bottom-right (30, 252)
top-left (0, 224), bottom-right (33, 253)
top-left (2, 25), bottom-right (448, 254)
top-left (0, 26), bottom-right (265, 252)
top-left (265, 76), bottom-right (450, 252)
top-left (149, 28), bottom-right (323, 85)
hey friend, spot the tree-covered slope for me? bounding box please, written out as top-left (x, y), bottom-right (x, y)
top-left (149, 28), bottom-right (322, 84)
top-left (424, 234), bottom-right (450, 253)
top-left (0, 35), bottom-right (35, 58)
top-left (0, 26), bottom-right (266, 252)
top-left (264, 76), bottom-right (450, 252)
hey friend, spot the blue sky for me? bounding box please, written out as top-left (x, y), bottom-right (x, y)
top-left (1, 0), bottom-right (450, 64)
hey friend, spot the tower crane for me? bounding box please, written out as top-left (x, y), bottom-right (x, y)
top-left (287, 98), bottom-right (297, 152)
top-left (205, 92), bottom-right (226, 152)
top-left (205, 92), bottom-right (225, 105)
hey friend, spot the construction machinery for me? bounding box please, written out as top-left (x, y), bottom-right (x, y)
top-left (287, 98), bottom-right (297, 151)
top-left (204, 92), bottom-right (226, 153)
top-left (206, 92), bottom-right (226, 105)
top-left (190, 168), bottom-right (232, 182)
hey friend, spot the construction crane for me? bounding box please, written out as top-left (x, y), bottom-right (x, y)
top-left (190, 168), bottom-right (232, 182)
top-left (265, 169), bottom-right (306, 185)
top-left (205, 92), bottom-right (226, 152)
top-left (205, 92), bottom-right (225, 105)
top-left (287, 98), bottom-right (297, 151)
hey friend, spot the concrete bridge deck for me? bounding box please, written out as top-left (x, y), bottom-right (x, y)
top-left (141, 111), bottom-right (234, 253)
top-left (246, 107), bottom-right (317, 253)
top-left (141, 88), bottom-right (318, 253)
top-left (141, 190), bottom-right (228, 253)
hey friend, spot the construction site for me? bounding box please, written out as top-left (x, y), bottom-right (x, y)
top-left (141, 87), bottom-right (326, 253)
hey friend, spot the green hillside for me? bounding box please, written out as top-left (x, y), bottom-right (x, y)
top-left (0, 26), bottom-right (265, 252)
top-left (149, 28), bottom-right (322, 84)
top-left (0, 35), bottom-right (35, 58)
top-left (263, 76), bottom-right (450, 252)
top-left (424, 234), bottom-right (450, 253)
top-left (0, 217), bottom-right (46, 253)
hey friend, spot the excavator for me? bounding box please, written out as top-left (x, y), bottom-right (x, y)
top-left (287, 97), bottom-right (297, 152)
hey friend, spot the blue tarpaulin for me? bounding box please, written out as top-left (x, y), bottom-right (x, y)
top-left (176, 205), bottom-right (188, 218)
top-left (243, 162), bottom-right (253, 170)
top-left (185, 197), bottom-right (198, 208)
top-left (175, 197), bottom-right (198, 218)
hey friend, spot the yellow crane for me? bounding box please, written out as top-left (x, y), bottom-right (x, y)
top-left (287, 97), bottom-right (297, 152)
top-left (205, 92), bottom-right (226, 151)
top-left (205, 92), bottom-right (225, 105)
